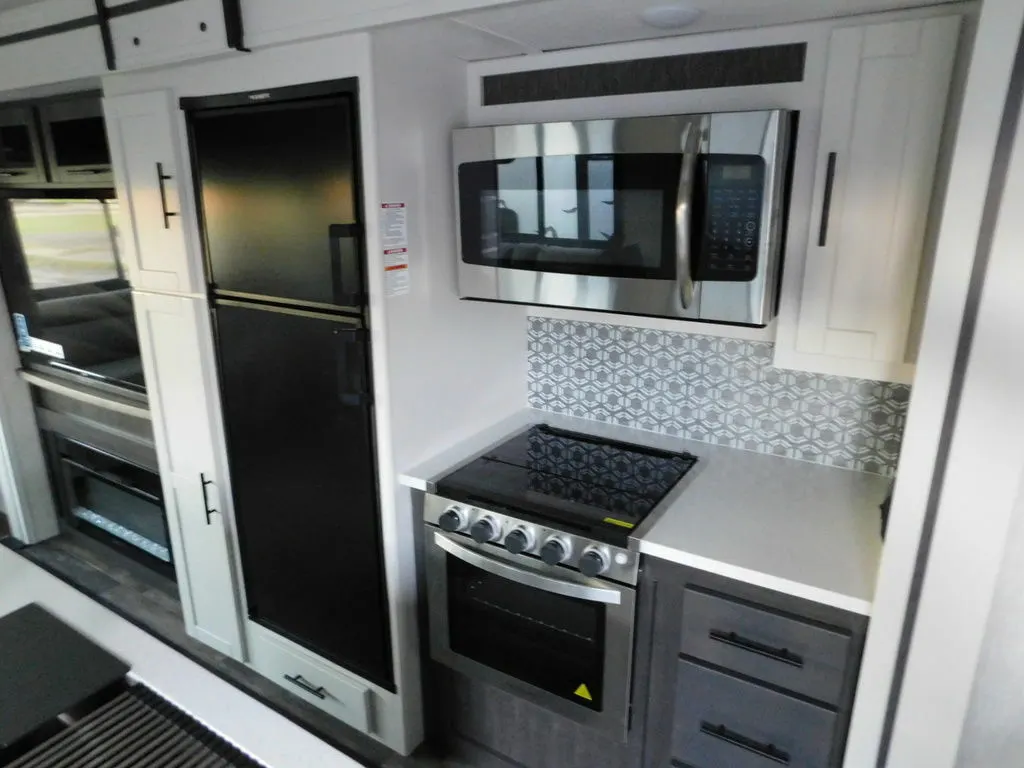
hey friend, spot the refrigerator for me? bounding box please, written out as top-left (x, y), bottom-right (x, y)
top-left (183, 79), bottom-right (394, 691)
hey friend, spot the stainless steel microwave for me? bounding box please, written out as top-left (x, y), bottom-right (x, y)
top-left (453, 110), bottom-right (794, 326)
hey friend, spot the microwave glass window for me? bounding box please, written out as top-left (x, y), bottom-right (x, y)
top-left (49, 117), bottom-right (111, 168)
top-left (446, 555), bottom-right (606, 710)
top-left (0, 198), bottom-right (146, 393)
top-left (460, 153), bottom-right (681, 280)
top-left (0, 124), bottom-right (35, 168)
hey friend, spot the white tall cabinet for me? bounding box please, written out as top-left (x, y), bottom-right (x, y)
top-left (133, 292), bottom-right (244, 659)
top-left (775, 15), bottom-right (961, 383)
top-left (105, 89), bottom-right (244, 660)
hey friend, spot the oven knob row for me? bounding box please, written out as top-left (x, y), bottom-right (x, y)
top-left (470, 516), bottom-right (500, 544)
top-left (504, 527), bottom-right (534, 554)
top-left (579, 547), bottom-right (609, 577)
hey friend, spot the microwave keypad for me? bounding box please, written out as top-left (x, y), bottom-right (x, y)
top-left (694, 157), bottom-right (766, 283)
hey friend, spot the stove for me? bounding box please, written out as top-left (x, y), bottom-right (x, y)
top-left (423, 424), bottom-right (697, 735)
top-left (426, 424), bottom-right (697, 584)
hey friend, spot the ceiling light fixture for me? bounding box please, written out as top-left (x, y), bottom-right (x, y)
top-left (640, 4), bottom-right (703, 29)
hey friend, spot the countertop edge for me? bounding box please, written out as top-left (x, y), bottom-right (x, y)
top-left (638, 540), bottom-right (874, 616)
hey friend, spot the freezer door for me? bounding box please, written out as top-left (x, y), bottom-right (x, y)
top-left (190, 96), bottom-right (362, 309)
top-left (213, 299), bottom-right (393, 690)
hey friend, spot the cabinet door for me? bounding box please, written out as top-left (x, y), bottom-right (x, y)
top-left (108, 0), bottom-right (230, 71)
top-left (777, 16), bottom-right (960, 384)
top-left (38, 97), bottom-right (113, 186)
top-left (0, 106), bottom-right (46, 186)
top-left (104, 90), bottom-right (202, 295)
top-left (134, 290), bottom-right (244, 659)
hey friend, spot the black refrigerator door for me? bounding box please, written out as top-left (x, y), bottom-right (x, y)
top-left (190, 97), bottom-right (361, 308)
top-left (214, 300), bottom-right (394, 690)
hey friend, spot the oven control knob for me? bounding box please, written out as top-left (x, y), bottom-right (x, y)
top-left (504, 527), bottom-right (534, 555)
top-left (579, 547), bottom-right (609, 577)
top-left (470, 516), bottom-right (500, 544)
top-left (541, 537), bottom-right (570, 566)
top-left (439, 506), bottom-right (467, 533)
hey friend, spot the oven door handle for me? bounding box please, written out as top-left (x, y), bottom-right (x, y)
top-left (675, 120), bottom-right (701, 310)
top-left (434, 531), bottom-right (622, 605)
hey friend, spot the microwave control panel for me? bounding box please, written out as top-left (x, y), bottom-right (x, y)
top-left (693, 155), bottom-right (766, 282)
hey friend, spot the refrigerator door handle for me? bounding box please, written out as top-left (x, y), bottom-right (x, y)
top-left (338, 329), bottom-right (372, 406)
top-left (329, 224), bottom-right (366, 309)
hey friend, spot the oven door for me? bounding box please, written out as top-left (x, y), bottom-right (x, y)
top-left (426, 528), bottom-right (636, 740)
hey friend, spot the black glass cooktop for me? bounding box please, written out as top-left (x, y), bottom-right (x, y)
top-left (436, 424), bottom-right (698, 545)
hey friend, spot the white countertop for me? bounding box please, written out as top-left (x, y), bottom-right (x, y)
top-left (0, 548), bottom-right (365, 768)
top-left (400, 409), bottom-right (888, 615)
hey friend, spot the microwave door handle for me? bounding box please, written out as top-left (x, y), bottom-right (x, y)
top-left (433, 531), bottom-right (622, 605)
top-left (676, 133), bottom-right (700, 310)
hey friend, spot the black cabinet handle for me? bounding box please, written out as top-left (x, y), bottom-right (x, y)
top-left (709, 629), bottom-right (804, 668)
top-left (700, 722), bottom-right (790, 765)
top-left (817, 151), bottom-right (838, 246)
top-left (284, 674), bottom-right (326, 700)
top-left (0, 170), bottom-right (27, 178)
top-left (66, 168), bottom-right (108, 175)
top-left (156, 161), bottom-right (179, 229)
top-left (199, 473), bottom-right (216, 525)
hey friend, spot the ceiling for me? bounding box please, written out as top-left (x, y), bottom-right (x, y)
top-left (451, 0), bottom-right (949, 56)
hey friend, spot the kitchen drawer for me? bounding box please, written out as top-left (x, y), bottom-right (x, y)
top-left (673, 660), bottom-right (837, 768)
top-left (681, 586), bottom-right (851, 705)
top-left (247, 624), bottom-right (372, 731)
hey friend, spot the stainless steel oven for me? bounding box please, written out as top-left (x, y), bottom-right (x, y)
top-left (454, 110), bottom-right (794, 326)
top-left (424, 505), bottom-right (638, 739)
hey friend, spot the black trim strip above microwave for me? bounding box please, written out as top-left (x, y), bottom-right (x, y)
top-left (0, 14), bottom-right (99, 48)
top-left (482, 42), bottom-right (807, 106)
top-left (105, 0), bottom-right (187, 18)
top-left (93, 0), bottom-right (115, 70)
top-left (179, 77), bottom-right (359, 111)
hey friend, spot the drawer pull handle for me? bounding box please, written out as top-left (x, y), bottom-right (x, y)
top-left (709, 629), bottom-right (804, 668)
top-left (700, 721), bottom-right (791, 765)
top-left (284, 674), bottom-right (327, 700)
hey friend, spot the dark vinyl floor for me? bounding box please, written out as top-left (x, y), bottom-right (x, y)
top-left (11, 529), bottom-right (460, 768)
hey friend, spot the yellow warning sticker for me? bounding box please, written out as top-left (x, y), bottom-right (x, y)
top-left (603, 517), bottom-right (635, 529)
top-left (574, 684), bottom-right (593, 701)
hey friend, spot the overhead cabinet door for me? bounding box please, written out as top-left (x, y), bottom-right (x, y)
top-left (777, 15), bottom-right (961, 384)
top-left (104, 90), bottom-right (202, 295)
top-left (108, 0), bottom-right (235, 71)
top-left (134, 291), bottom-right (245, 659)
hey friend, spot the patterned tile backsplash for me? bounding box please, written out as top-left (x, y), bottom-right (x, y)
top-left (527, 317), bottom-right (911, 476)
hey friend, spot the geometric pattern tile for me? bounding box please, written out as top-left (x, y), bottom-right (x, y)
top-left (527, 316), bottom-right (911, 477)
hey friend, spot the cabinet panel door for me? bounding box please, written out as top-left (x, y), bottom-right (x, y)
top-left (0, 106), bottom-right (47, 185)
top-left (784, 15), bottom-right (960, 383)
top-left (108, 0), bottom-right (228, 70)
top-left (104, 91), bottom-right (201, 295)
top-left (134, 291), bottom-right (244, 658)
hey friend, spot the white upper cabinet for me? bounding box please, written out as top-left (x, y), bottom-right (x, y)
top-left (775, 15), bottom-right (961, 384)
top-left (134, 291), bottom-right (244, 660)
top-left (104, 90), bottom-right (203, 296)
top-left (108, 0), bottom-right (233, 71)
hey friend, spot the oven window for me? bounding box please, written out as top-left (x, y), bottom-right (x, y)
top-left (447, 555), bottom-right (606, 710)
top-left (0, 197), bottom-right (146, 394)
top-left (459, 153), bottom-right (682, 280)
top-left (58, 439), bottom-right (169, 564)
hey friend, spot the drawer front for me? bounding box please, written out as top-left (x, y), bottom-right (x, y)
top-left (248, 625), bottom-right (372, 732)
top-left (681, 586), bottom-right (851, 704)
top-left (673, 660), bottom-right (837, 768)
